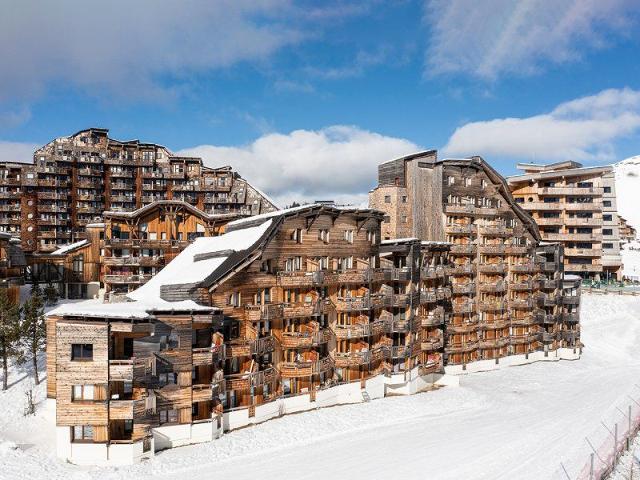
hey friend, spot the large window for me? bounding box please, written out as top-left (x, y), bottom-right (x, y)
top-left (72, 254), bottom-right (84, 275)
top-left (72, 385), bottom-right (94, 401)
top-left (71, 425), bottom-right (93, 442)
top-left (71, 344), bottom-right (93, 361)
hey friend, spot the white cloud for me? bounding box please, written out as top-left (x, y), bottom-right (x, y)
top-left (442, 87), bottom-right (640, 162)
top-left (425, 0), bottom-right (639, 79)
top-left (179, 126), bottom-right (420, 207)
top-left (0, 141), bottom-right (39, 163)
top-left (0, 1), bottom-right (372, 105)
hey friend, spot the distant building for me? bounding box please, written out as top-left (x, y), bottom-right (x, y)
top-left (507, 161), bottom-right (623, 281)
top-left (0, 127), bottom-right (277, 255)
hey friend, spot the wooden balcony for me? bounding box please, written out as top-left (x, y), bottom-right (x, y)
top-left (279, 357), bottom-right (333, 378)
top-left (225, 336), bottom-right (275, 358)
top-left (333, 295), bottom-right (382, 312)
top-left (478, 281), bottom-right (506, 293)
top-left (445, 224), bottom-right (476, 235)
top-left (452, 283), bottom-right (475, 295)
top-left (446, 321), bottom-right (478, 334)
top-left (282, 301), bottom-right (324, 318)
top-left (562, 295), bottom-right (580, 306)
top-left (103, 274), bottom-right (153, 284)
top-left (563, 312), bottom-right (579, 323)
top-left (109, 359), bottom-right (134, 381)
top-left (103, 256), bottom-right (165, 267)
top-left (510, 263), bottom-right (538, 273)
top-left (192, 384), bottom-right (213, 403)
top-left (509, 297), bottom-right (534, 309)
top-left (192, 347), bottom-right (216, 366)
top-left (452, 301), bottom-right (475, 314)
top-left (510, 333), bottom-right (541, 345)
top-left (280, 329), bottom-right (332, 348)
top-left (478, 337), bottom-right (509, 349)
top-left (479, 226), bottom-right (513, 237)
top-left (332, 349), bottom-right (372, 367)
top-left (277, 270), bottom-right (325, 287)
top-left (421, 337), bottom-right (444, 352)
top-left (225, 368), bottom-right (277, 391)
top-left (479, 318), bottom-right (509, 330)
top-left (445, 341), bottom-right (478, 354)
top-left (444, 204), bottom-right (476, 215)
top-left (447, 264), bottom-right (475, 275)
top-left (244, 303), bottom-right (284, 321)
top-left (478, 244), bottom-right (505, 255)
top-left (420, 290), bottom-right (437, 303)
top-left (478, 263), bottom-right (507, 274)
top-left (538, 186), bottom-right (603, 196)
top-left (421, 265), bottom-right (447, 279)
top-left (332, 319), bottom-right (386, 339)
top-left (384, 316), bottom-right (416, 334)
top-left (510, 280), bottom-right (535, 291)
top-left (450, 244), bottom-right (477, 255)
top-left (478, 300), bottom-right (507, 312)
top-left (419, 309), bottom-right (445, 327)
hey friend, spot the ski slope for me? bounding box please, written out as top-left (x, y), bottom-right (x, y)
top-left (1, 293), bottom-right (639, 479)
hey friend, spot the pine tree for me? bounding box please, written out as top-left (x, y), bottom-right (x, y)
top-left (21, 284), bottom-right (46, 385)
top-left (0, 288), bottom-right (21, 391)
top-left (43, 282), bottom-right (58, 306)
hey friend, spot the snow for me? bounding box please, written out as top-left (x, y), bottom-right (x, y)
top-left (50, 240), bottom-right (88, 255)
top-left (128, 219), bottom-right (273, 301)
top-left (614, 156), bottom-right (640, 235)
top-left (2, 293), bottom-right (640, 479)
top-left (621, 242), bottom-right (640, 281)
top-left (227, 203), bottom-right (318, 229)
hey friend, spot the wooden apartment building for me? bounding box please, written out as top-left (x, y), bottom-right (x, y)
top-left (31, 200), bottom-right (242, 298)
top-left (0, 232), bottom-right (26, 303)
top-left (369, 151), bottom-right (581, 364)
top-left (44, 153), bottom-right (582, 466)
top-left (507, 161), bottom-right (623, 281)
top-left (0, 127), bottom-right (277, 255)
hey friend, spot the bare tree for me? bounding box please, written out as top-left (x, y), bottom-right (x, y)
top-left (0, 288), bottom-right (21, 390)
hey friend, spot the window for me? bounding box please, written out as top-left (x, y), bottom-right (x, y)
top-left (515, 198), bottom-right (524, 203)
top-left (603, 186), bottom-right (611, 193)
top-left (603, 214), bottom-right (612, 221)
top-left (367, 230), bottom-right (376, 245)
top-left (290, 229), bottom-right (302, 243)
top-left (481, 179), bottom-right (487, 189)
top-left (344, 229), bottom-right (354, 243)
top-left (72, 385), bottom-right (94, 401)
top-left (464, 177), bottom-right (471, 187)
top-left (603, 229), bottom-right (613, 236)
top-left (383, 215), bottom-right (390, 224)
top-left (71, 344), bottom-right (93, 361)
top-left (603, 243), bottom-right (614, 249)
top-left (159, 409), bottom-right (178, 424)
top-left (384, 195), bottom-right (391, 204)
top-left (401, 215), bottom-right (408, 224)
top-left (401, 196), bottom-right (407, 203)
top-left (228, 291), bottom-right (241, 307)
top-left (603, 201), bottom-right (612, 207)
top-left (447, 176), bottom-right (455, 185)
top-left (72, 425), bottom-right (93, 442)
top-left (318, 229), bottom-right (330, 243)
top-left (158, 372), bottom-right (177, 386)
top-left (285, 256), bottom-right (302, 271)
top-left (72, 254), bottom-right (84, 275)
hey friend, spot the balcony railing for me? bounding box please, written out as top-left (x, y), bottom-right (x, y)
top-left (280, 329), bottom-right (332, 348)
top-left (225, 367), bottom-right (277, 391)
top-left (279, 356), bottom-right (334, 378)
top-left (450, 244), bottom-right (477, 255)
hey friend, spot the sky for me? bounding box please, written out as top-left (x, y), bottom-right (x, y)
top-left (1, 0), bottom-right (640, 207)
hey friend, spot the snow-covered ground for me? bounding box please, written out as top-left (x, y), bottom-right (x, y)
top-left (1, 293), bottom-right (640, 479)
top-left (614, 156), bottom-right (640, 235)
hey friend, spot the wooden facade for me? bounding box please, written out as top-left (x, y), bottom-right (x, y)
top-left (0, 232), bottom-right (25, 303)
top-left (0, 127), bottom-right (277, 255)
top-left (369, 152), bottom-right (582, 364)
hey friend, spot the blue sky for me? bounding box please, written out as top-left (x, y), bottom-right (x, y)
top-left (1, 0), bottom-right (640, 205)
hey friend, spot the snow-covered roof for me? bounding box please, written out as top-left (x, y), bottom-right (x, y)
top-left (380, 237), bottom-right (420, 245)
top-left (50, 240), bottom-right (88, 255)
top-left (86, 223), bottom-right (106, 228)
top-left (421, 240), bottom-right (452, 246)
top-left (128, 219), bottom-right (274, 300)
top-left (227, 204), bottom-right (319, 229)
top-left (49, 219), bottom-right (275, 319)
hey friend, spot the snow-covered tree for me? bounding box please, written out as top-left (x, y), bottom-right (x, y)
top-left (0, 288), bottom-right (21, 391)
top-left (21, 284), bottom-right (46, 386)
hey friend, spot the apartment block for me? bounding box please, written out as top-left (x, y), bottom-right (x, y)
top-left (0, 232), bottom-right (26, 303)
top-left (30, 200), bottom-right (241, 298)
top-left (507, 161), bottom-right (623, 281)
top-left (0, 128), bottom-right (277, 255)
top-left (369, 152), bottom-right (580, 365)
top-left (619, 216), bottom-right (637, 243)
